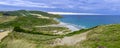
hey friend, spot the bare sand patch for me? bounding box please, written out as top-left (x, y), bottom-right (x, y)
top-left (53, 30), bottom-right (91, 45)
top-left (0, 30), bottom-right (11, 42)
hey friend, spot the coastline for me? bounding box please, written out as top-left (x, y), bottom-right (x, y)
top-left (32, 13), bottom-right (81, 32)
top-left (54, 18), bottom-right (81, 32)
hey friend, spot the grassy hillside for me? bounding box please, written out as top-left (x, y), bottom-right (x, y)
top-left (0, 10), bottom-right (61, 18)
top-left (0, 26), bottom-right (68, 48)
top-left (28, 11), bottom-right (62, 18)
top-left (0, 16), bottom-right (71, 35)
top-left (0, 16), bottom-right (16, 24)
top-left (53, 24), bottom-right (120, 48)
top-left (0, 10), bottom-right (30, 16)
top-left (0, 16), bottom-right (58, 28)
top-left (79, 24), bottom-right (120, 48)
top-left (1, 24), bottom-right (120, 48)
top-left (0, 12), bottom-right (2, 16)
top-left (0, 31), bottom-right (61, 48)
top-left (0, 10), bottom-right (69, 48)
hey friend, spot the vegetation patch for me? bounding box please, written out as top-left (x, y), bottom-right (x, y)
top-left (22, 26), bottom-right (70, 35)
top-left (53, 24), bottom-right (120, 48)
top-left (0, 31), bottom-right (62, 48)
top-left (0, 16), bottom-right (58, 28)
top-left (65, 26), bottom-right (98, 36)
top-left (0, 16), bottom-right (17, 24)
top-left (0, 10), bottom-right (62, 18)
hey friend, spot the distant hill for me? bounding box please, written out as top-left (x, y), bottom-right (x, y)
top-left (0, 10), bottom-right (62, 18)
top-left (0, 13), bottom-right (2, 16)
top-left (0, 10), bottom-right (63, 29)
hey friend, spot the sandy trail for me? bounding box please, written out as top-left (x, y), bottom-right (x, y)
top-left (53, 31), bottom-right (91, 45)
top-left (31, 14), bottom-right (50, 19)
top-left (0, 31), bottom-right (11, 42)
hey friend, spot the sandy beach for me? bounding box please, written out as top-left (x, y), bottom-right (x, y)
top-left (53, 18), bottom-right (80, 31)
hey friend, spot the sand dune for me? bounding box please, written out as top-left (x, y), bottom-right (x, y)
top-left (0, 30), bottom-right (12, 42)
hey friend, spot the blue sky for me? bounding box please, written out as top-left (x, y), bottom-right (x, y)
top-left (0, 0), bottom-right (120, 15)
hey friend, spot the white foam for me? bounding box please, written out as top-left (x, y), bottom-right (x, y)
top-left (54, 18), bottom-right (86, 32)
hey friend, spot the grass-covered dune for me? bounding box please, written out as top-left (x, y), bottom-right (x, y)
top-left (0, 10), bottom-right (69, 48)
top-left (54, 24), bottom-right (120, 48)
top-left (0, 16), bottom-right (58, 28)
top-left (0, 31), bottom-right (61, 48)
top-left (0, 16), bottom-right (70, 35)
top-left (0, 16), bottom-right (17, 24)
top-left (80, 24), bottom-right (120, 48)
top-left (1, 23), bottom-right (120, 48)
top-left (0, 13), bottom-right (2, 16)
top-left (0, 10), bottom-right (62, 28)
top-left (0, 10), bottom-right (62, 18)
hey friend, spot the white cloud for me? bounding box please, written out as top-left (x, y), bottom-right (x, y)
top-left (104, 0), bottom-right (120, 3)
top-left (75, 0), bottom-right (120, 11)
top-left (0, 0), bottom-right (120, 12)
top-left (0, 0), bottom-right (56, 8)
top-left (48, 12), bottom-right (102, 15)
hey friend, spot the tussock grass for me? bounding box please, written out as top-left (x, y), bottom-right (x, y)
top-left (1, 24), bottom-right (120, 48)
top-left (65, 26), bottom-right (98, 36)
top-left (0, 31), bottom-right (61, 48)
top-left (23, 27), bottom-right (70, 35)
top-left (0, 16), bottom-right (58, 28)
top-left (53, 24), bottom-right (120, 48)
top-left (0, 16), bottom-right (17, 24)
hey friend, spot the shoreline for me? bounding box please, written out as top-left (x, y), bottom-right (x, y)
top-left (32, 13), bottom-right (81, 32)
top-left (54, 18), bottom-right (81, 32)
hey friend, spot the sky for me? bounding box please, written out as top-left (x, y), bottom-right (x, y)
top-left (0, 0), bottom-right (120, 15)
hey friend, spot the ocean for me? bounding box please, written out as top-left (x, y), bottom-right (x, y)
top-left (58, 15), bottom-right (120, 29)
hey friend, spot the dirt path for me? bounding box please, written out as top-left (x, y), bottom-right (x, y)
top-left (53, 31), bottom-right (91, 45)
top-left (0, 31), bottom-right (11, 42)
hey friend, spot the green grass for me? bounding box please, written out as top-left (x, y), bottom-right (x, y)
top-left (0, 13), bottom-right (3, 16)
top-left (0, 25), bottom-right (65, 48)
top-left (80, 24), bottom-right (120, 48)
top-left (0, 31), bottom-right (62, 48)
top-left (0, 10), bottom-right (64, 48)
top-left (13, 26), bottom-right (58, 36)
top-left (0, 10), bottom-right (62, 18)
top-left (1, 24), bottom-right (120, 48)
top-left (53, 24), bottom-right (120, 48)
top-left (65, 26), bottom-right (98, 36)
top-left (23, 27), bottom-right (70, 35)
top-left (1, 10), bottom-right (31, 16)
top-left (0, 39), bottom-right (36, 48)
top-left (1, 10), bottom-right (120, 48)
top-left (0, 16), bottom-right (58, 28)
top-left (32, 27), bottom-right (68, 31)
top-left (0, 16), bottom-right (17, 24)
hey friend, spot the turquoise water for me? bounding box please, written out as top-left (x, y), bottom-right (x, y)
top-left (58, 15), bottom-right (120, 28)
